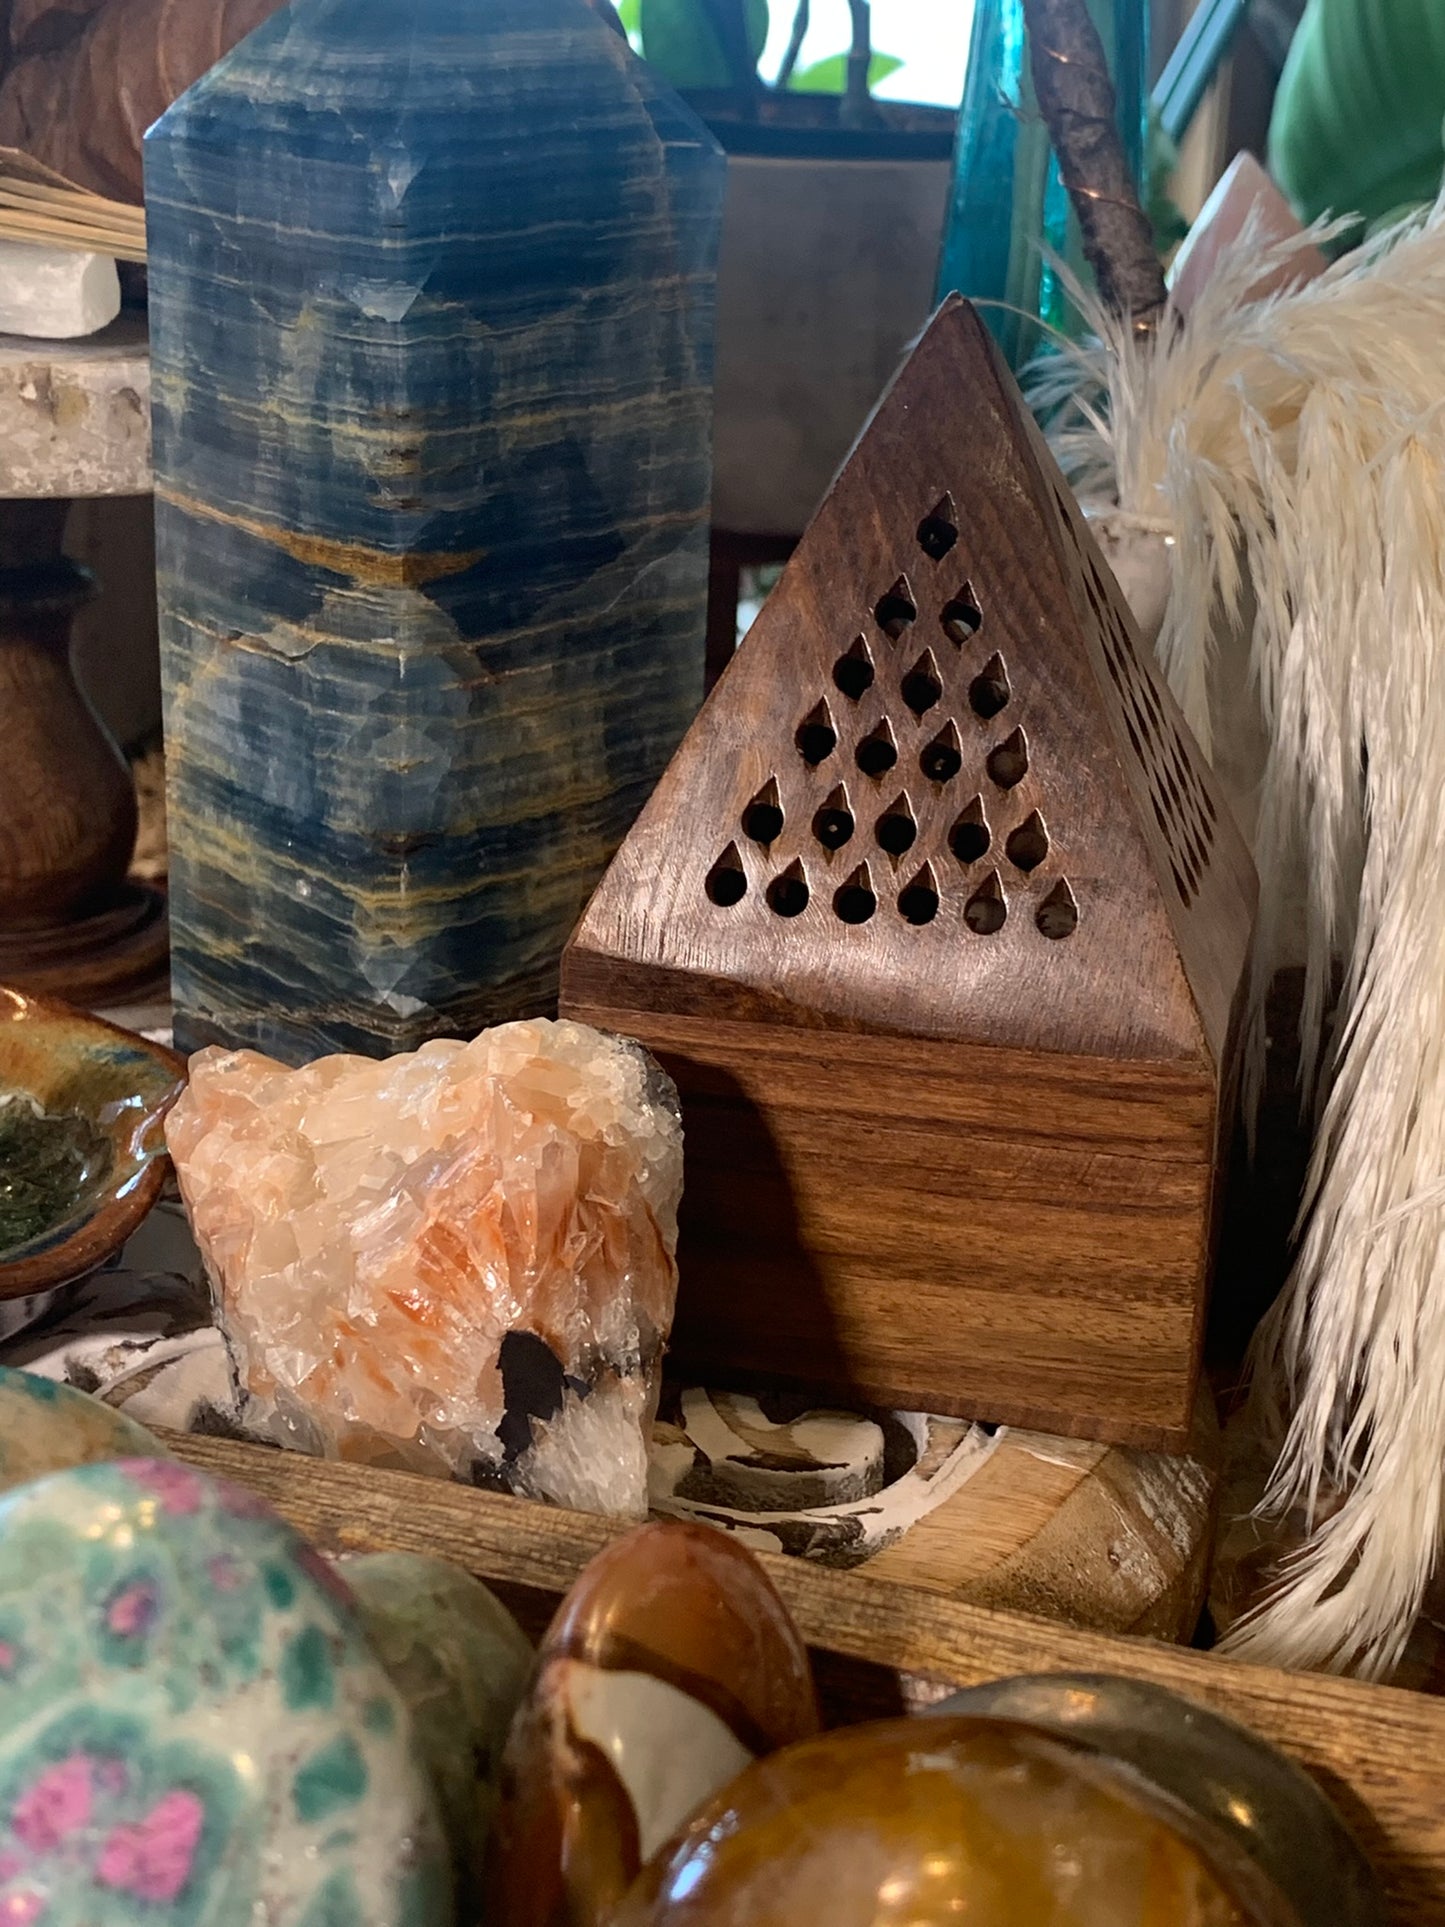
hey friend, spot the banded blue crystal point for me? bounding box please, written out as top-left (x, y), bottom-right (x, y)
top-left (146, 0), bottom-right (724, 1061)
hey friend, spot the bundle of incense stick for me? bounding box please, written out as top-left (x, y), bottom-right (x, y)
top-left (0, 148), bottom-right (146, 261)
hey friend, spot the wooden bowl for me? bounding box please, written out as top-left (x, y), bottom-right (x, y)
top-left (0, 985), bottom-right (185, 1298)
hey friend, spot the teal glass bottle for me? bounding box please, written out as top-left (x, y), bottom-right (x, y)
top-left (936, 0), bottom-right (1149, 368)
top-left (146, 0), bottom-right (725, 1061)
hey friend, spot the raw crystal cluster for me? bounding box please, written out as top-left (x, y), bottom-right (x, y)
top-left (167, 1018), bottom-right (683, 1517)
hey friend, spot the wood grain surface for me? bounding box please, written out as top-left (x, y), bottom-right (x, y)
top-left (167, 1433), bottom-right (1445, 1927)
top-left (561, 298), bottom-right (1256, 1449)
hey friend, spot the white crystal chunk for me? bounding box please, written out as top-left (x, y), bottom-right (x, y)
top-left (0, 242), bottom-right (121, 340)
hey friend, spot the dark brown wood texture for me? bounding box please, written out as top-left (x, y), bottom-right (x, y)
top-left (561, 298), bottom-right (1256, 1447)
top-left (166, 1434), bottom-right (1445, 1927)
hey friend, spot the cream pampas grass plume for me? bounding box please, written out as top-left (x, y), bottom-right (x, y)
top-left (1033, 197), bottom-right (1445, 1676)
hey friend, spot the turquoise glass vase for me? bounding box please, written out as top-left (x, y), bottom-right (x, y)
top-left (936, 0), bottom-right (1149, 368)
top-left (146, 0), bottom-right (725, 1062)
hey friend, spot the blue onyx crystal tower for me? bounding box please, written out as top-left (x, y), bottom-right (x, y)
top-left (146, 0), bottom-right (724, 1060)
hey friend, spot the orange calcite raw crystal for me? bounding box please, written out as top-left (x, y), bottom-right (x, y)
top-left (166, 1018), bottom-right (682, 1515)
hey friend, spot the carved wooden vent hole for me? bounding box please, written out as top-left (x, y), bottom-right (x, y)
top-left (767, 860), bottom-right (809, 918)
top-left (856, 721), bottom-right (899, 778)
top-left (812, 785), bottom-right (855, 851)
top-left (795, 700), bottom-right (837, 768)
top-left (969, 653), bottom-right (1010, 720)
top-left (833, 863), bottom-right (877, 925)
top-left (1090, 580), bottom-right (1218, 907)
top-left (920, 722), bottom-right (962, 784)
top-left (704, 495), bottom-right (1085, 938)
top-left (874, 575), bottom-right (918, 640)
top-left (875, 795), bottom-right (917, 858)
top-left (742, 778), bottom-right (783, 846)
top-left (940, 583), bottom-right (983, 646)
top-left (950, 796), bottom-right (990, 865)
top-left (833, 636), bottom-right (875, 701)
top-left (898, 864), bottom-right (940, 925)
top-left (705, 842), bottom-right (747, 907)
top-left (964, 870), bottom-right (1007, 935)
top-left (901, 651), bottom-right (943, 718)
top-left (1037, 878), bottom-right (1079, 939)
top-left (916, 493), bottom-right (959, 562)
top-left (1005, 810), bottom-right (1049, 873)
top-left (986, 727), bottom-right (1029, 790)
top-left (1053, 502), bottom-right (1220, 911)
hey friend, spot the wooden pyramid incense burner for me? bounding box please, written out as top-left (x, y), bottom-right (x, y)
top-left (562, 297), bottom-right (1256, 1450)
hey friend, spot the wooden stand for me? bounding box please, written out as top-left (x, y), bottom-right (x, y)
top-left (165, 1431), bottom-right (1445, 1926)
top-left (0, 498), bottom-right (165, 1000)
top-left (0, 317), bottom-right (165, 1004)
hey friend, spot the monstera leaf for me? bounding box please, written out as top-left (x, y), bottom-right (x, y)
top-left (789, 50), bottom-right (903, 92)
top-left (638, 0), bottom-right (768, 87)
top-left (1269, 0), bottom-right (1445, 226)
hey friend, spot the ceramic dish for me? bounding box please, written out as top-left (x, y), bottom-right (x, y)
top-left (0, 985), bottom-right (185, 1299)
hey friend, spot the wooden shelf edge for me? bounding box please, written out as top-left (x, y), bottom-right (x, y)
top-left (163, 1430), bottom-right (1445, 1926)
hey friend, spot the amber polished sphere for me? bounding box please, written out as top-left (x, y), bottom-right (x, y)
top-left (613, 1716), bottom-right (1300, 1927)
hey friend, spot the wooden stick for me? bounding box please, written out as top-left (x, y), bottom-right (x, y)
top-left (1021, 0), bottom-right (1166, 330)
top-left (0, 209), bottom-right (146, 261)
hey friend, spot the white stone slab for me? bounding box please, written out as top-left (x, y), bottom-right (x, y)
top-left (0, 311), bottom-right (150, 497)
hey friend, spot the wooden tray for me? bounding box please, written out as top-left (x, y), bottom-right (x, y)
top-left (168, 1431), bottom-right (1445, 1927)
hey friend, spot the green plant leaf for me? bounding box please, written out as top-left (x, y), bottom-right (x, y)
top-left (639, 0), bottom-right (769, 88)
top-left (615, 0), bottom-right (641, 33)
top-left (789, 49), bottom-right (904, 94)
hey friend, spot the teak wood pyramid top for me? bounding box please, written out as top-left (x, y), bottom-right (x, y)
top-left (568, 298), bottom-right (1256, 1074)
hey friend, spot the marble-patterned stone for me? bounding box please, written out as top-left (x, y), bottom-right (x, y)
top-left (489, 1518), bottom-right (819, 1926)
top-left (0, 1458), bottom-right (452, 1924)
top-left (613, 1716), bottom-right (1297, 1926)
top-left (145, 0), bottom-right (724, 1063)
top-left (0, 1365), bottom-right (167, 1493)
top-left (338, 1552), bottom-right (533, 1922)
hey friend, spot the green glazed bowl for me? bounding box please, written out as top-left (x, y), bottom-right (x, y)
top-left (0, 985), bottom-right (185, 1299)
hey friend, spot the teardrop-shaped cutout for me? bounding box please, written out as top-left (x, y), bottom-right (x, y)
top-left (1005, 809), bottom-right (1049, 873)
top-left (874, 574), bottom-right (917, 641)
top-left (916, 494), bottom-right (959, 562)
top-left (705, 842), bottom-right (747, 907)
top-left (832, 635), bottom-right (875, 702)
top-left (795, 699), bottom-right (837, 767)
top-left (832, 862), bottom-right (877, 925)
top-left (986, 726), bottom-right (1029, 789)
top-left (900, 649), bottom-right (943, 718)
top-left (812, 783), bottom-right (855, 851)
top-left (741, 777), bottom-right (784, 846)
top-left (767, 859), bottom-right (809, 919)
top-left (949, 795), bottom-right (991, 865)
top-left (919, 721), bottom-right (962, 784)
top-left (874, 793), bottom-right (917, 859)
top-left (968, 651), bottom-right (1010, 720)
top-left (898, 863), bottom-right (940, 926)
top-left (855, 720), bottom-right (898, 779)
top-left (1036, 877), bottom-right (1079, 940)
top-left (964, 869), bottom-right (1007, 935)
top-left (940, 582), bottom-right (983, 646)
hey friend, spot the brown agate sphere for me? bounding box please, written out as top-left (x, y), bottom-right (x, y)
top-left (487, 1518), bottom-right (819, 1927)
top-left (613, 1716), bottom-right (1302, 1927)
